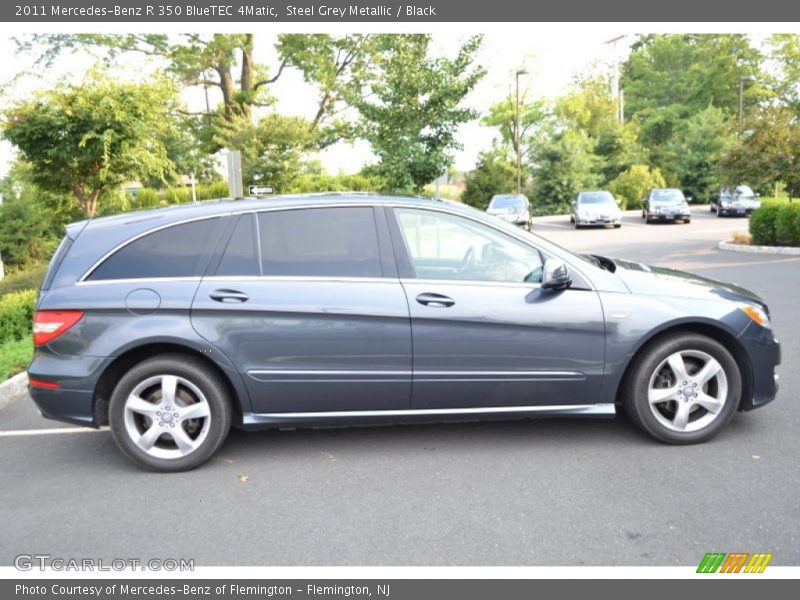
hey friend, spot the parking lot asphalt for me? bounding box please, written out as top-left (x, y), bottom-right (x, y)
top-left (1, 207), bottom-right (798, 567)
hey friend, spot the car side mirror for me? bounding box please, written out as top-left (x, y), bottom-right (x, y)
top-left (755, 193), bottom-right (760, 197)
top-left (541, 259), bottom-right (572, 290)
top-left (686, 195), bottom-right (693, 202)
top-left (616, 198), bottom-right (622, 206)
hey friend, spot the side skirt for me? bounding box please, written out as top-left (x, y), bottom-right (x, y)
top-left (239, 403), bottom-right (616, 430)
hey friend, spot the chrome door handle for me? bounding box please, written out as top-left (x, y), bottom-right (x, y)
top-left (209, 289), bottom-right (249, 303)
top-left (416, 293), bottom-right (455, 307)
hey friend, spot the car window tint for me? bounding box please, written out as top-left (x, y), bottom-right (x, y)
top-left (89, 218), bottom-right (220, 280)
top-left (394, 208), bottom-right (543, 283)
top-left (257, 207), bottom-right (382, 278)
top-left (217, 214), bottom-right (259, 276)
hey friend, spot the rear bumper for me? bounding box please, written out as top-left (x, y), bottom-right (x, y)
top-left (27, 350), bottom-right (109, 427)
top-left (738, 322), bottom-right (781, 410)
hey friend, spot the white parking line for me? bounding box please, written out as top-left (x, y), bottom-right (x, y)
top-left (0, 426), bottom-right (109, 437)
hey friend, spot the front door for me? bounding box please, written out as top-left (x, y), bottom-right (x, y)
top-left (388, 207), bottom-right (605, 410)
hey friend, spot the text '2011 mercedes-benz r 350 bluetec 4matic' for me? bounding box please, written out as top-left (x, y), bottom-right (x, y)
top-left (28, 194), bottom-right (780, 471)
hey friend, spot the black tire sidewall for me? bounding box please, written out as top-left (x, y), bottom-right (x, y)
top-left (625, 334), bottom-right (742, 444)
top-left (109, 354), bottom-right (232, 471)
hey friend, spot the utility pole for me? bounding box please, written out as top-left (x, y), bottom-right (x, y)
top-left (515, 68), bottom-right (528, 196)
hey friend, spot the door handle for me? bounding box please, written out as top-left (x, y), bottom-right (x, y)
top-left (416, 293), bottom-right (455, 307)
top-left (209, 289), bottom-right (249, 303)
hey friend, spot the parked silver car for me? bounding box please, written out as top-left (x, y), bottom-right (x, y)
top-left (570, 191), bottom-right (623, 228)
top-left (711, 185), bottom-right (761, 217)
top-left (486, 194), bottom-right (532, 231)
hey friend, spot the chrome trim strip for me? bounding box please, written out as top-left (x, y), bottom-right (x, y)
top-left (251, 404), bottom-right (615, 420)
top-left (76, 276), bottom-right (202, 286)
top-left (247, 369), bottom-right (583, 381)
top-left (201, 276), bottom-right (397, 284)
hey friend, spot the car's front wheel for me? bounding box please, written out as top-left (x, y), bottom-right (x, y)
top-left (109, 354), bottom-right (232, 471)
top-left (623, 333), bottom-right (741, 444)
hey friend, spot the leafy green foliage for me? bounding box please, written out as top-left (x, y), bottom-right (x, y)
top-left (0, 197), bottom-right (59, 269)
top-left (461, 150), bottom-right (516, 210)
top-left (0, 264), bottom-right (46, 297)
top-left (0, 289), bottom-right (37, 342)
top-left (0, 335), bottom-right (33, 380)
top-left (664, 106), bottom-right (734, 202)
top-left (774, 202), bottom-right (800, 246)
top-left (531, 129), bottom-right (603, 205)
top-left (355, 35), bottom-right (485, 194)
top-left (749, 203), bottom-right (783, 246)
top-left (609, 164), bottom-right (667, 210)
top-left (3, 73), bottom-right (178, 216)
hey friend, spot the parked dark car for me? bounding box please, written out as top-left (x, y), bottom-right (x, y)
top-left (711, 185), bottom-right (761, 217)
top-left (570, 190), bottom-right (623, 228)
top-left (486, 193), bottom-right (532, 231)
top-left (29, 194), bottom-right (780, 471)
top-left (642, 188), bottom-right (692, 224)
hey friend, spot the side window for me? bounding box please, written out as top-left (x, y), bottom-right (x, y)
top-left (394, 208), bottom-right (543, 283)
top-left (257, 207), bottom-right (382, 278)
top-left (216, 214), bottom-right (259, 276)
top-left (88, 218), bottom-right (220, 281)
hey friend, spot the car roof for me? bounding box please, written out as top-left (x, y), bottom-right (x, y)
top-left (76, 193), bottom-right (461, 233)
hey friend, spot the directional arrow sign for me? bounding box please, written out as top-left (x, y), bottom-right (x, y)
top-left (248, 185), bottom-right (274, 196)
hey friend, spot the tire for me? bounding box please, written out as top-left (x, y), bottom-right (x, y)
top-left (684, 218), bottom-right (691, 224)
top-left (614, 223), bottom-right (622, 229)
top-left (644, 211), bottom-right (652, 224)
top-left (109, 354), bottom-right (233, 472)
top-left (570, 215), bottom-right (575, 223)
top-left (623, 333), bottom-right (741, 444)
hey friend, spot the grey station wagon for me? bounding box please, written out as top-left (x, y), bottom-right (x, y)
top-left (28, 194), bottom-right (780, 471)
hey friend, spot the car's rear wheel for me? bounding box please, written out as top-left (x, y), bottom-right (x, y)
top-left (623, 333), bottom-right (741, 444)
top-left (109, 354), bottom-right (232, 471)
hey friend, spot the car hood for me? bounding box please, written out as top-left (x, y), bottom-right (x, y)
top-left (609, 257), bottom-right (765, 306)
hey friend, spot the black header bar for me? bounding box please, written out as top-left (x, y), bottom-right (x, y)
top-left (3, 0), bottom-right (800, 22)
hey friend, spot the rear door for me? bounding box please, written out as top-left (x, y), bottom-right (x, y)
top-left (191, 206), bottom-right (412, 414)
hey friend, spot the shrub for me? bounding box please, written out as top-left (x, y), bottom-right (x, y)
top-left (775, 202), bottom-right (800, 247)
top-left (0, 197), bottom-right (59, 269)
top-left (731, 231), bottom-right (751, 245)
top-left (131, 188), bottom-right (162, 209)
top-left (0, 335), bottom-right (33, 380)
top-left (749, 203), bottom-right (782, 246)
top-left (609, 164), bottom-right (666, 210)
top-left (0, 289), bottom-right (37, 342)
top-left (0, 264), bottom-right (47, 297)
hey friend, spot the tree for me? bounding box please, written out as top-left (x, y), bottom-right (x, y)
top-left (3, 75), bottom-right (177, 217)
top-left (461, 148), bottom-right (516, 210)
top-left (769, 34), bottom-right (800, 114)
top-left (217, 113), bottom-right (317, 193)
top-left (623, 35), bottom-right (764, 160)
top-left (663, 106), bottom-right (734, 202)
top-left (355, 35), bottom-right (485, 194)
top-left (530, 129), bottom-right (602, 205)
top-left (609, 164), bottom-right (666, 209)
top-left (482, 96), bottom-right (548, 161)
top-left (720, 106), bottom-right (800, 198)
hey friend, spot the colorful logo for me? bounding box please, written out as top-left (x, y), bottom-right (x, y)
top-left (697, 552), bottom-right (773, 573)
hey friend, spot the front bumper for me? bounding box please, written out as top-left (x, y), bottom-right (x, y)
top-left (738, 321), bottom-right (781, 410)
top-left (576, 215), bottom-right (622, 226)
top-left (648, 212), bottom-right (691, 221)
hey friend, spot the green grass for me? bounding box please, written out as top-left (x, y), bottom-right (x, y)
top-left (759, 196), bottom-right (794, 204)
top-left (0, 335), bottom-right (32, 380)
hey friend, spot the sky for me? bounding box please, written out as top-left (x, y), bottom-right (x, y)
top-left (0, 30), bottom-right (631, 179)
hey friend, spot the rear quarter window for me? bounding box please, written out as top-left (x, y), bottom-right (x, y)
top-left (88, 218), bottom-right (221, 281)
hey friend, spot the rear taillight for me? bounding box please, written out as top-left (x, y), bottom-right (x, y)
top-left (32, 311), bottom-right (84, 347)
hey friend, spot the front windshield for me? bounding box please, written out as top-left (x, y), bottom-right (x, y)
top-left (578, 192), bottom-right (615, 205)
top-left (490, 195), bottom-right (525, 209)
top-left (650, 189), bottom-right (686, 204)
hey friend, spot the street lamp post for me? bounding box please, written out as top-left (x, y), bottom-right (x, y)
top-left (515, 68), bottom-right (528, 196)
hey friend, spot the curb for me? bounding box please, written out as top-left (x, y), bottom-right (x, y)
top-left (718, 240), bottom-right (800, 256)
top-left (0, 371), bottom-right (28, 410)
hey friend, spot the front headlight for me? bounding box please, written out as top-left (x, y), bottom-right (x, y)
top-left (739, 303), bottom-right (770, 328)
